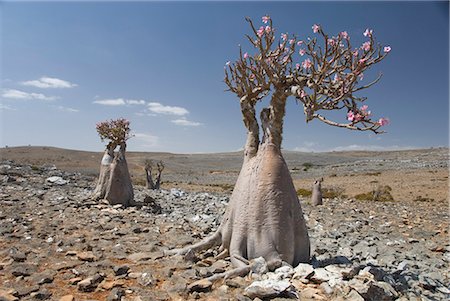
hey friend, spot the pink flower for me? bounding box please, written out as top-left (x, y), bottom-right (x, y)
top-left (302, 58), bottom-right (312, 70)
top-left (362, 41), bottom-right (371, 51)
top-left (347, 111), bottom-right (355, 121)
top-left (354, 113), bottom-right (364, 122)
top-left (360, 105), bottom-right (369, 111)
top-left (300, 89), bottom-right (307, 98)
top-left (327, 38), bottom-right (335, 46)
top-left (384, 46), bottom-right (391, 53)
top-left (299, 49), bottom-right (306, 56)
top-left (359, 57), bottom-right (368, 64)
top-left (289, 39), bottom-right (295, 45)
top-left (295, 63), bottom-right (300, 70)
top-left (249, 73), bottom-right (255, 81)
top-left (378, 118), bottom-right (390, 126)
top-left (297, 40), bottom-right (303, 46)
top-left (352, 49), bottom-right (359, 56)
top-left (262, 16), bottom-right (270, 24)
top-left (363, 28), bottom-right (373, 37)
top-left (281, 33), bottom-right (287, 41)
top-left (257, 26), bottom-right (265, 37)
top-left (265, 26), bottom-right (271, 33)
top-left (340, 31), bottom-right (349, 39)
top-left (312, 24), bottom-right (320, 33)
top-left (244, 52), bottom-right (249, 59)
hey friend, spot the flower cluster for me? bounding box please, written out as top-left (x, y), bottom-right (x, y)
top-left (96, 118), bottom-right (132, 144)
top-left (224, 16), bottom-right (391, 132)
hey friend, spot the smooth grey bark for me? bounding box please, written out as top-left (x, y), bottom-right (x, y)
top-left (166, 91), bottom-right (311, 269)
top-left (91, 143), bottom-right (134, 206)
top-left (311, 178), bottom-right (323, 206)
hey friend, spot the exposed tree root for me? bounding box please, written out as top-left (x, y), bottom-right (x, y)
top-left (163, 231), bottom-right (221, 256)
top-left (205, 265), bottom-right (252, 282)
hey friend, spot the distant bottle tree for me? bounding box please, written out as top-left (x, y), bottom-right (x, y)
top-left (166, 16), bottom-right (390, 277)
top-left (91, 118), bottom-right (134, 206)
top-left (144, 159), bottom-right (164, 190)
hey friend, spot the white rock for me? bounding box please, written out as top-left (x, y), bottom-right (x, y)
top-left (310, 268), bottom-right (331, 283)
top-left (46, 176), bottom-right (68, 185)
top-left (274, 265), bottom-right (295, 279)
top-left (244, 279), bottom-right (292, 299)
top-left (293, 263), bottom-right (314, 279)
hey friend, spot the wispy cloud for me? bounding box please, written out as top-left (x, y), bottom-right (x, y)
top-left (148, 102), bottom-right (189, 116)
top-left (293, 141), bottom-right (318, 152)
top-left (55, 105), bottom-right (79, 113)
top-left (22, 76), bottom-right (77, 89)
top-left (1, 89), bottom-right (57, 101)
top-left (330, 144), bottom-right (419, 152)
top-left (132, 133), bottom-right (160, 149)
top-left (171, 118), bottom-right (202, 127)
top-left (93, 98), bottom-right (146, 106)
top-left (0, 104), bottom-right (16, 111)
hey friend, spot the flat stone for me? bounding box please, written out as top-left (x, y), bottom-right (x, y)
top-left (345, 290), bottom-right (365, 301)
top-left (113, 265), bottom-right (130, 276)
top-left (77, 251), bottom-right (97, 262)
top-left (293, 263), bottom-right (314, 279)
top-left (310, 268), bottom-right (332, 283)
top-left (59, 295), bottom-right (74, 301)
top-left (187, 279), bottom-right (212, 292)
top-left (10, 263), bottom-right (37, 277)
top-left (244, 279), bottom-right (292, 299)
top-left (0, 289), bottom-right (19, 301)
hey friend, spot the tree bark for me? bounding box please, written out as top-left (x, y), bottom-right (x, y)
top-left (240, 97), bottom-right (260, 159)
top-left (91, 143), bottom-right (134, 207)
top-left (145, 167), bottom-right (155, 189)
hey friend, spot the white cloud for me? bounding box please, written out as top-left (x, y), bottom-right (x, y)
top-left (329, 144), bottom-right (419, 152)
top-left (93, 98), bottom-right (146, 106)
top-left (148, 102), bottom-right (189, 116)
top-left (93, 98), bottom-right (126, 106)
top-left (127, 100), bottom-right (146, 105)
top-left (56, 106), bottom-right (79, 113)
top-left (132, 133), bottom-right (160, 149)
top-left (22, 76), bottom-right (77, 89)
top-left (171, 118), bottom-right (202, 127)
top-left (0, 104), bottom-right (16, 111)
top-left (1, 89), bottom-right (57, 101)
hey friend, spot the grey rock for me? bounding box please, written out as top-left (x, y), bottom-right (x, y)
top-left (107, 288), bottom-right (125, 301)
top-left (113, 265), bottom-right (130, 276)
top-left (30, 289), bottom-right (52, 300)
top-left (11, 263), bottom-right (37, 277)
top-left (251, 257), bottom-right (268, 275)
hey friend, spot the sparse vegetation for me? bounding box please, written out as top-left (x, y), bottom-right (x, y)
top-left (354, 185), bottom-right (394, 201)
top-left (322, 187), bottom-right (346, 199)
top-left (297, 188), bottom-right (312, 197)
top-left (302, 162), bottom-right (314, 171)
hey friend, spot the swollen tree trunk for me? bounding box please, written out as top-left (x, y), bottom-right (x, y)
top-left (91, 144), bottom-right (114, 200)
top-left (145, 166), bottom-right (155, 189)
top-left (91, 143), bottom-right (134, 207)
top-left (167, 93), bottom-right (310, 269)
top-left (311, 178), bottom-right (323, 206)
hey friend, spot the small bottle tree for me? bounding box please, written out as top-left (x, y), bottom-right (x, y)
top-left (167, 16), bottom-right (390, 275)
top-left (91, 118), bottom-right (134, 206)
top-left (144, 159), bottom-right (164, 190)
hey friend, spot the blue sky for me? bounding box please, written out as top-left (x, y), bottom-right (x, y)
top-left (1, 1), bottom-right (448, 153)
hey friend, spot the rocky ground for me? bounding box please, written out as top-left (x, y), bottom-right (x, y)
top-left (0, 159), bottom-right (449, 301)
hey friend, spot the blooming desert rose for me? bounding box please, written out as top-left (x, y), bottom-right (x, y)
top-left (166, 16), bottom-right (390, 281)
top-left (91, 118), bottom-right (134, 206)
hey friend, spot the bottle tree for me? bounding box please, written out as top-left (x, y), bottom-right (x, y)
top-left (167, 16), bottom-right (390, 274)
top-left (91, 118), bottom-right (134, 206)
